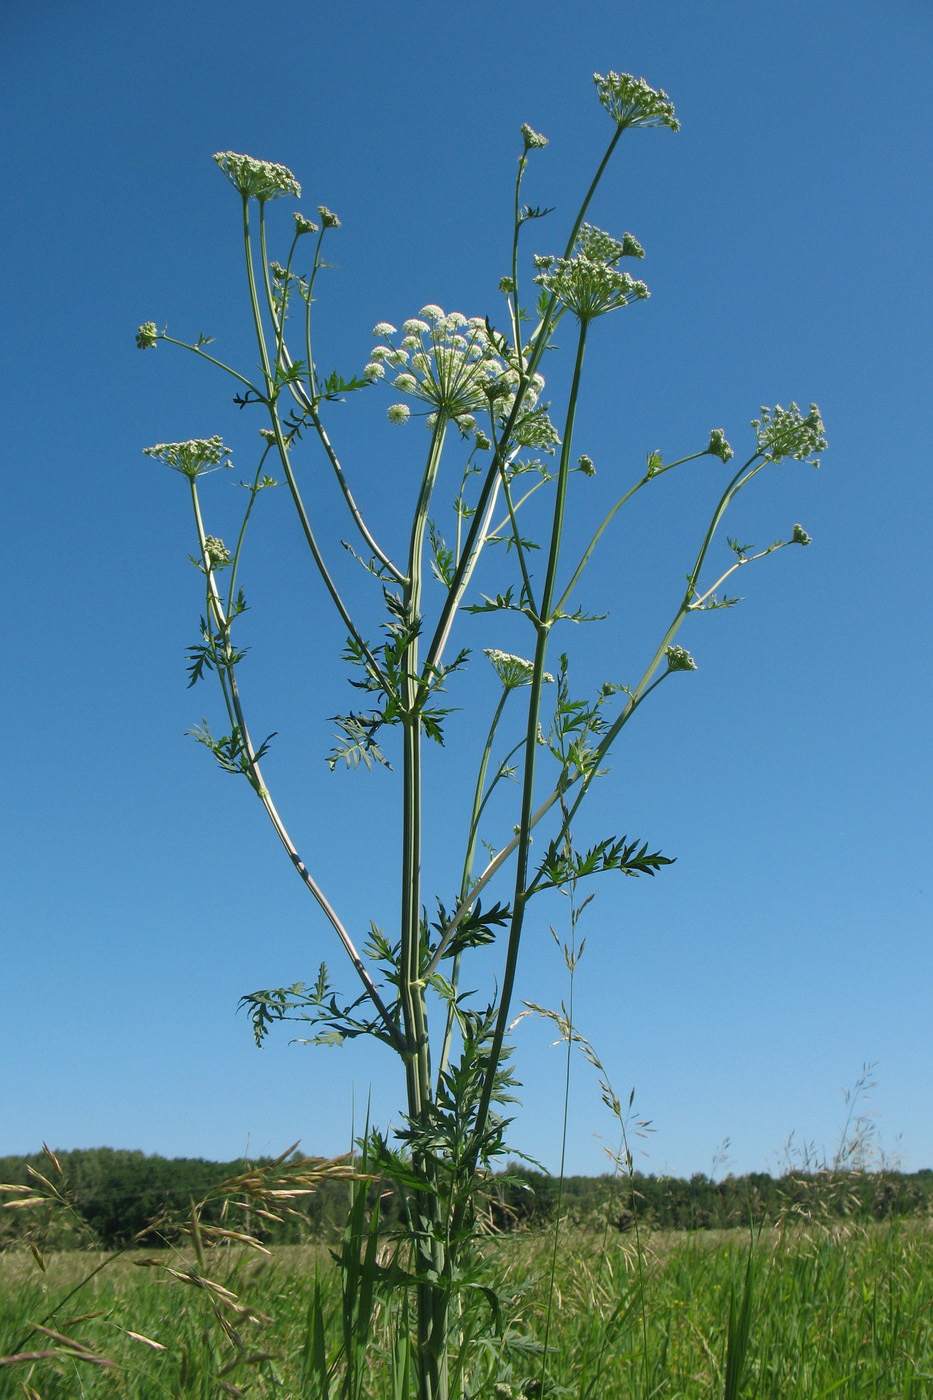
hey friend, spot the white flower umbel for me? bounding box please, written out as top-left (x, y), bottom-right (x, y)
top-left (143, 436), bottom-right (233, 479)
top-left (534, 254), bottom-right (649, 322)
top-left (575, 223), bottom-right (644, 264)
top-left (373, 307), bottom-right (513, 422)
top-left (387, 403), bottom-right (411, 424)
top-left (751, 403), bottom-right (827, 467)
top-left (484, 649), bottom-right (554, 689)
top-left (593, 72), bottom-right (680, 131)
top-left (665, 645), bottom-right (697, 672)
top-left (212, 152), bottom-right (300, 200)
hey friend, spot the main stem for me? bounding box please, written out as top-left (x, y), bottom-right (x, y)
top-left (400, 417), bottom-right (451, 1400)
top-left (453, 319), bottom-right (590, 1248)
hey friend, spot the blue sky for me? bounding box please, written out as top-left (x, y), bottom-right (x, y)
top-left (2, 0), bottom-right (929, 1182)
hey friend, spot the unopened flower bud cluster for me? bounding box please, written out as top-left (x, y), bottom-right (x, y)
top-left (706, 429), bottom-right (734, 462)
top-left (520, 123), bottom-right (549, 150)
top-left (203, 536), bottom-right (231, 567)
top-left (136, 321), bottom-right (159, 349)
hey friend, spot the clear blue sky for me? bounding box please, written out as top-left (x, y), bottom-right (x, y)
top-left (2, 0), bottom-right (929, 1181)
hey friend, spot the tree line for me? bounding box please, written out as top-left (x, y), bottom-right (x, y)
top-left (1, 1147), bottom-right (930, 1251)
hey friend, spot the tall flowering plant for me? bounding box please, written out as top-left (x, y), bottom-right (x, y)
top-left (139, 72), bottom-right (825, 1399)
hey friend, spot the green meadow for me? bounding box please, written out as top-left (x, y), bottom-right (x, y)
top-left (2, 1218), bottom-right (929, 1398)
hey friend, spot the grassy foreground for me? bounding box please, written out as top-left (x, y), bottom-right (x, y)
top-left (1, 1220), bottom-right (930, 1398)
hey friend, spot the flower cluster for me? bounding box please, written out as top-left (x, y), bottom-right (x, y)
top-left (520, 123), bottom-right (548, 150)
top-left (532, 222), bottom-right (650, 323)
top-left (665, 645), bottom-right (697, 672)
top-left (576, 223), bottom-right (644, 262)
top-left (534, 255), bottom-right (649, 323)
top-left (706, 429), bottom-right (734, 462)
top-left (293, 212), bottom-right (319, 236)
top-left (136, 321), bottom-right (159, 349)
top-left (369, 305), bottom-right (556, 447)
top-left (751, 403), bottom-right (826, 467)
top-left (484, 649), bottom-right (554, 688)
top-left (143, 436), bottom-right (232, 479)
top-left (593, 72), bottom-right (680, 131)
top-left (212, 152), bottom-right (301, 201)
top-left (792, 523), bottom-right (812, 545)
top-left (203, 536), bottom-right (231, 567)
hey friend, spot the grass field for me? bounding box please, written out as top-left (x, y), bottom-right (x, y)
top-left (1, 1218), bottom-right (930, 1398)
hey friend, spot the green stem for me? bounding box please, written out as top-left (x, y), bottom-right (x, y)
top-left (266, 409), bottom-right (392, 692)
top-left (463, 318), bottom-right (589, 1195)
top-left (310, 407), bottom-right (407, 583)
top-left (530, 454), bottom-right (769, 873)
top-left (159, 335), bottom-right (259, 394)
top-left (496, 458), bottom-right (537, 615)
top-left (436, 686), bottom-right (510, 1084)
top-left (241, 196), bottom-right (274, 395)
top-left (553, 450), bottom-right (709, 617)
top-left (188, 480), bottom-right (404, 1053)
top-left (400, 417), bottom-right (449, 1103)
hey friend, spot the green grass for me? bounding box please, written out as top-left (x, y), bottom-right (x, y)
top-left (1, 1221), bottom-right (930, 1398)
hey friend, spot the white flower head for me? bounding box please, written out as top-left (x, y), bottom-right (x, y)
top-left (143, 436), bottom-right (233, 479)
top-left (387, 403), bottom-right (411, 424)
top-left (363, 361), bottom-right (386, 381)
top-left (419, 304), bottom-right (445, 321)
top-left (373, 321), bottom-right (396, 337)
top-left (593, 72), bottom-right (680, 132)
top-left (484, 649), bottom-right (554, 688)
top-left (135, 321), bottom-right (159, 349)
top-left (751, 402), bottom-right (826, 467)
top-left (665, 645), bottom-right (697, 672)
top-left (213, 152), bottom-right (300, 200)
top-left (535, 253), bottom-right (650, 322)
